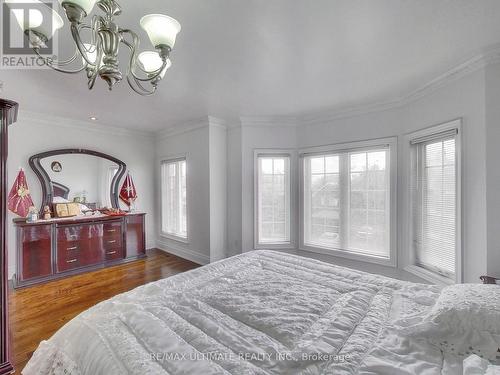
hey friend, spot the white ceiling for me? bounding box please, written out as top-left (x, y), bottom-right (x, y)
top-left (2, 0), bottom-right (500, 132)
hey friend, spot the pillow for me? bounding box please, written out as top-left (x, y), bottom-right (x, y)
top-left (463, 354), bottom-right (500, 375)
top-left (429, 284), bottom-right (500, 334)
top-left (398, 284), bottom-right (500, 364)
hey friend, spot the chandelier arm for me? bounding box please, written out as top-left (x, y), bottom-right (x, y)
top-left (33, 48), bottom-right (87, 74)
top-left (31, 43), bottom-right (80, 67)
top-left (88, 71), bottom-right (98, 89)
top-left (126, 75), bottom-right (157, 96)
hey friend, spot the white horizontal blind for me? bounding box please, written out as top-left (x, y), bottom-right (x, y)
top-left (303, 147), bottom-right (390, 258)
top-left (412, 136), bottom-right (456, 277)
top-left (257, 156), bottom-right (290, 244)
top-left (161, 159), bottom-right (187, 238)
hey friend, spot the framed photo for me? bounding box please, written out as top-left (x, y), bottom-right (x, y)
top-left (51, 161), bottom-right (62, 173)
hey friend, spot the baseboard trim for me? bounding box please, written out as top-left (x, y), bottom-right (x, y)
top-left (156, 240), bottom-right (210, 265)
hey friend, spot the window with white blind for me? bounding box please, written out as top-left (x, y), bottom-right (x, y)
top-left (256, 155), bottom-right (291, 245)
top-left (301, 140), bottom-right (394, 263)
top-left (161, 158), bottom-right (187, 239)
top-left (410, 126), bottom-right (460, 280)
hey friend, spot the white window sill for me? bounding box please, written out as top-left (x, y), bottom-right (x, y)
top-left (160, 232), bottom-right (188, 244)
top-left (300, 244), bottom-right (395, 267)
top-left (404, 265), bottom-right (455, 285)
top-left (255, 242), bottom-right (294, 250)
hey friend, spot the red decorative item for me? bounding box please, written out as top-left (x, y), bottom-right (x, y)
top-left (119, 172), bottom-right (137, 206)
top-left (8, 168), bottom-right (34, 218)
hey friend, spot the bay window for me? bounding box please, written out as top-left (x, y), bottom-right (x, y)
top-left (301, 139), bottom-right (395, 264)
top-left (408, 122), bottom-right (461, 282)
top-left (161, 158), bottom-right (187, 240)
top-left (255, 154), bottom-right (291, 246)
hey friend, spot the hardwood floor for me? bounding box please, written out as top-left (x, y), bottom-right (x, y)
top-left (8, 249), bottom-right (199, 373)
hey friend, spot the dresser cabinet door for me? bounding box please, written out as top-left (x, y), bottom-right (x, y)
top-left (126, 214), bottom-right (145, 257)
top-left (19, 225), bottom-right (52, 281)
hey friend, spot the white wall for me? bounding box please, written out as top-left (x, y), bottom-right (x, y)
top-left (209, 121), bottom-right (227, 262)
top-left (7, 111), bottom-right (157, 279)
top-left (154, 64), bottom-right (492, 283)
top-left (221, 67), bottom-right (490, 283)
top-left (9, 56), bottom-right (496, 284)
top-left (226, 126), bottom-right (242, 257)
top-left (294, 69), bottom-right (487, 283)
top-left (155, 121), bottom-right (211, 265)
top-left (485, 62), bottom-right (500, 278)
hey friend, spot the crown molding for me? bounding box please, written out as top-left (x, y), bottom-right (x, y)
top-left (232, 43), bottom-right (500, 129)
top-left (17, 110), bottom-right (155, 139)
top-left (156, 116), bottom-right (211, 139)
top-left (240, 115), bottom-right (298, 128)
top-left (300, 44), bottom-right (500, 126)
top-left (208, 116), bottom-right (228, 130)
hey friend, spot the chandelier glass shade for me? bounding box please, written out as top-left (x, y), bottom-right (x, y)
top-left (6, 0), bottom-right (181, 95)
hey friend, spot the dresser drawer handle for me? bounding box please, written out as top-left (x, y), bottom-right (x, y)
top-left (107, 240), bottom-right (117, 244)
top-left (67, 246), bottom-right (78, 251)
top-left (66, 259), bottom-right (77, 263)
top-left (106, 251), bottom-right (117, 255)
top-left (107, 229), bottom-right (117, 232)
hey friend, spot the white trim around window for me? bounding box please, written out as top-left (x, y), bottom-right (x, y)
top-left (404, 119), bottom-right (462, 284)
top-left (254, 149), bottom-right (296, 249)
top-left (299, 137), bottom-right (398, 267)
top-left (159, 155), bottom-right (188, 243)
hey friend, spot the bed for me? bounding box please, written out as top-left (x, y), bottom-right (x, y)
top-left (23, 250), bottom-right (500, 375)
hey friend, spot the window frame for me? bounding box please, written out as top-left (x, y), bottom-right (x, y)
top-left (159, 156), bottom-right (188, 243)
top-left (404, 119), bottom-right (462, 284)
top-left (254, 149), bottom-right (295, 249)
top-left (299, 137), bottom-right (398, 267)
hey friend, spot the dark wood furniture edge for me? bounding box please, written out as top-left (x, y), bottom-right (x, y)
top-left (12, 253), bottom-right (147, 289)
top-left (13, 213), bottom-right (146, 289)
top-left (13, 212), bottom-right (145, 227)
top-left (28, 148), bottom-right (127, 212)
top-left (1, 99), bottom-right (18, 374)
top-left (480, 275), bottom-right (500, 284)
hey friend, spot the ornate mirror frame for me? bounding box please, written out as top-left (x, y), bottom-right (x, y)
top-left (29, 149), bottom-right (127, 211)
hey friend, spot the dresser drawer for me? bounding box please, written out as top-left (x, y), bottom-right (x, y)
top-left (104, 247), bottom-right (124, 261)
top-left (56, 224), bottom-right (103, 273)
top-left (57, 248), bottom-right (84, 272)
top-left (57, 225), bottom-right (87, 242)
top-left (103, 221), bottom-right (122, 237)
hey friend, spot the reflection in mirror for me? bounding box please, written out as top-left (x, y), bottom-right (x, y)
top-left (39, 154), bottom-right (119, 210)
top-left (29, 149), bottom-right (126, 214)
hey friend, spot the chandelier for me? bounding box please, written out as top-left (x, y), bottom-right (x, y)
top-left (7, 0), bottom-right (181, 95)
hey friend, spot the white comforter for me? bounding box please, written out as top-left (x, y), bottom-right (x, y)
top-left (24, 250), bottom-right (470, 374)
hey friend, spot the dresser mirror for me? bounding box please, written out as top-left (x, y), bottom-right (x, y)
top-left (29, 149), bottom-right (126, 212)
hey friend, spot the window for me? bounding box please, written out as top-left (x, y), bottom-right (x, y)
top-left (302, 142), bottom-right (392, 261)
top-left (256, 155), bottom-right (291, 245)
top-left (161, 158), bottom-right (187, 239)
top-left (410, 127), bottom-right (459, 280)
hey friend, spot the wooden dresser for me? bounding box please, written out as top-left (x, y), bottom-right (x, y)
top-left (13, 213), bottom-right (146, 288)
